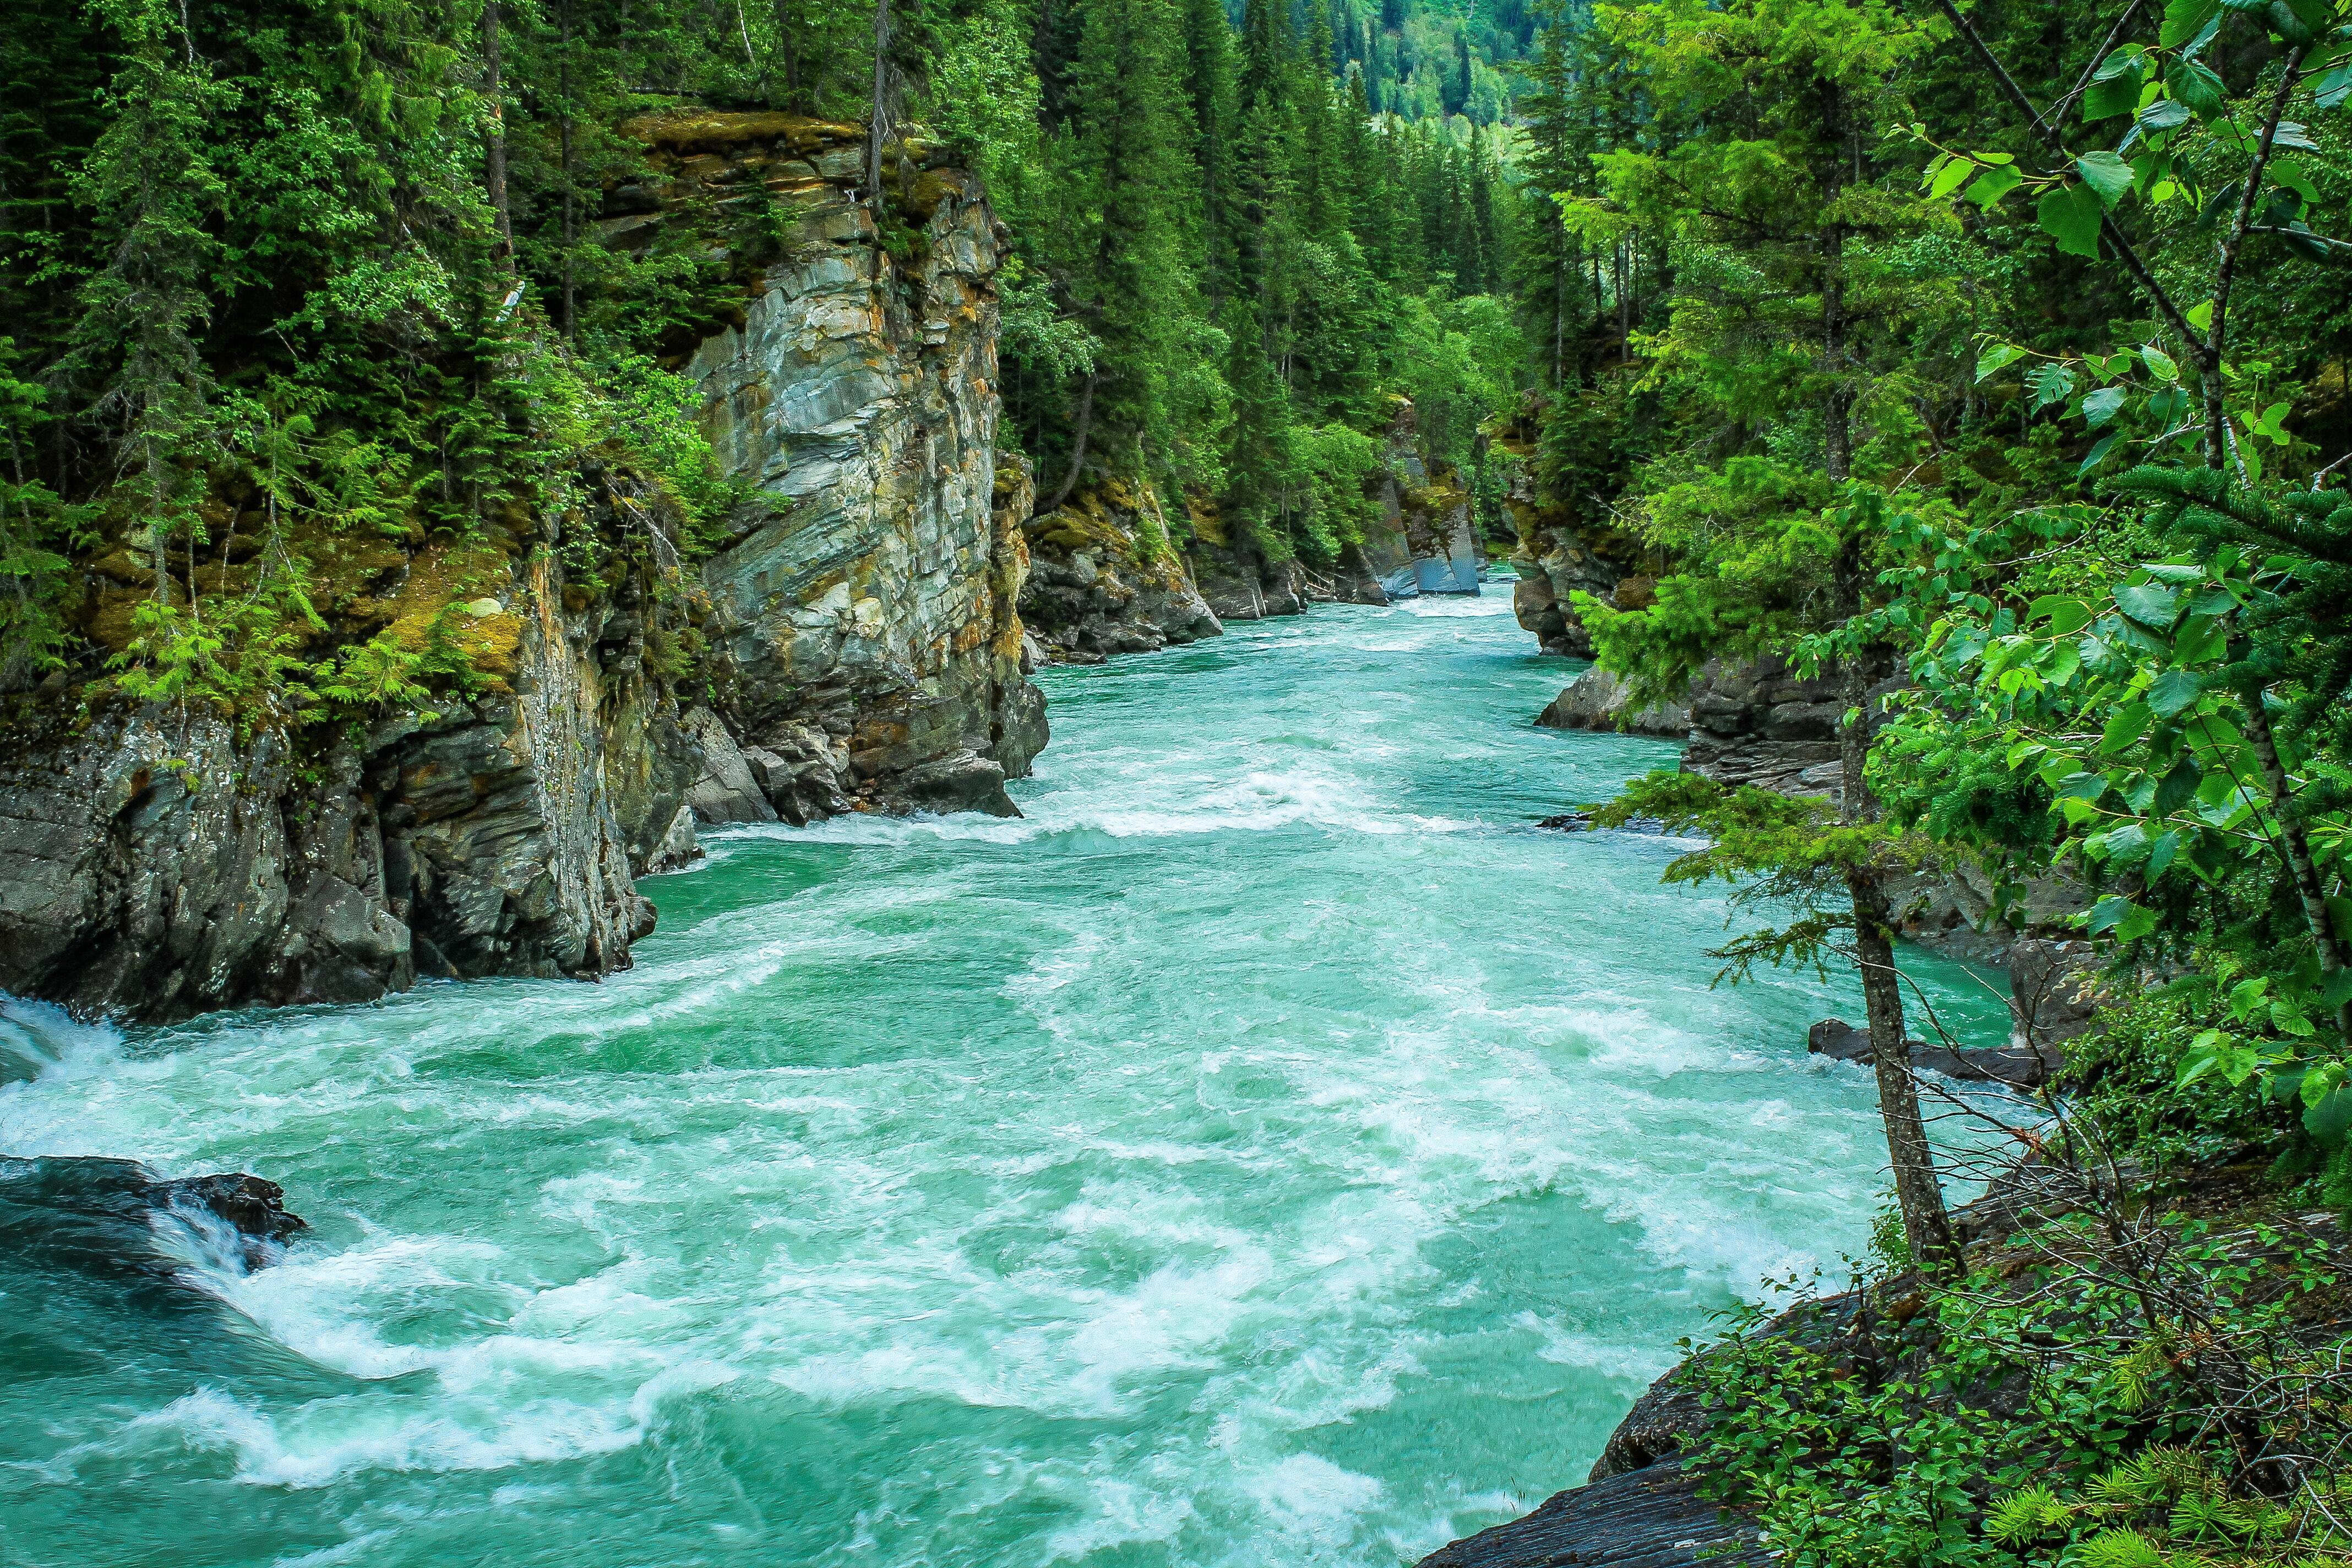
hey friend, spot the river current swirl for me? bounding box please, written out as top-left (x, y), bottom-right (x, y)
top-left (0, 591), bottom-right (2009, 1566)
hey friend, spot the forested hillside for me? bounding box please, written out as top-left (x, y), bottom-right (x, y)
top-left (0, 0), bottom-right (1536, 701)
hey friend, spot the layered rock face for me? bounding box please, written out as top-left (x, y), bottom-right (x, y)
top-left (1342, 403), bottom-right (1485, 604)
top-left (0, 531), bottom-right (692, 1022)
top-left (636, 113), bottom-right (1044, 819)
top-left (1020, 482), bottom-right (1223, 662)
top-left (0, 117), bottom-right (1044, 1021)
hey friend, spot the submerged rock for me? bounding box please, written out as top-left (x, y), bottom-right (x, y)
top-left (0, 1156), bottom-right (306, 1278)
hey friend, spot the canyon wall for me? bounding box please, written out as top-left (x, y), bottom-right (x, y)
top-left (0, 115), bottom-right (1041, 1022)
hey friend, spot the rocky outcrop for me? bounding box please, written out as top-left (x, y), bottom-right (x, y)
top-left (1019, 481), bottom-right (1223, 662)
top-left (1187, 511), bottom-right (1311, 623)
top-left (1415, 1461), bottom-right (1764, 1568)
top-left (1498, 421), bottom-right (1646, 656)
top-left (1360, 401), bottom-right (1485, 600)
top-left (1, 1156), bottom-right (306, 1278)
top-left (0, 518), bottom-right (690, 1021)
top-left (1535, 665), bottom-right (1691, 738)
top-left (0, 115), bottom-right (1047, 1022)
top-left (1806, 1016), bottom-right (2059, 1087)
top-left (1679, 653), bottom-right (1897, 803)
top-left (639, 112), bottom-right (1046, 818)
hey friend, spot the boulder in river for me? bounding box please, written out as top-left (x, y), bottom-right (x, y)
top-left (1806, 1017), bottom-right (2056, 1088)
top-left (0, 1156), bottom-right (306, 1278)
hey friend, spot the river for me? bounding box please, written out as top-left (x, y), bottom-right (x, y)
top-left (0, 590), bottom-right (2011, 1567)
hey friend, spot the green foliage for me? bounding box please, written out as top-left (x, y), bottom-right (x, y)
top-left (1685, 1211), bottom-right (2352, 1568)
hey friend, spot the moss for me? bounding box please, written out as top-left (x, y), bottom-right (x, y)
top-left (623, 111), bottom-right (862, 155)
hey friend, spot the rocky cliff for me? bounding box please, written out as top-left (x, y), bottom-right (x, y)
top-left (1019, 482), bottom-right (1223, 662)
top-left (636, 112), bottom-right (1044, 820)
top-left (1496, 420), bottom-right (1648, 657)
top-left (0, 489), bottom-right (693, 1021)
top-left (0, 115), bottom-right (1042, 1022)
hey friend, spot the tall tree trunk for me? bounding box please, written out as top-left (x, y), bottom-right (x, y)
top-left (482, 0), bottom-right (515, 266)
top-left (1825, 115), bottom-right (1953, 1261)
top-left (2242, 694), bottom-right (2352, 1044)
top-left (1047, 373), bottom-right (1098, 514)
top-left (558, 0), bottom-right (578, 339)
top-left (1849, 861), bottom-right (1958, 1271)
top-left (867, 0), bottom-right (890, 211)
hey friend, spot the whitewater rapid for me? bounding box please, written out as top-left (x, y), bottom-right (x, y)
top-left (0, 592), bottom-right (2010, 1566)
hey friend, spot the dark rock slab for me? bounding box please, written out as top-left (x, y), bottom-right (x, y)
top-left (1807, 1017), bottom-right (2056, 1088)
top-left (0, 1156), bottom-right (306, 1279)
top-left (1416, 1460), bottom-right (1765, 1568)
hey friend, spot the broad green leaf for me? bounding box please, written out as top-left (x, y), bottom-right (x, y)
top-left (2160, 0), bottom-right (2220, 46)
top-left (2076, 150), bottom-right (2136, 206)
top-left (2082, 385), bottom-right (2127, 427)
top-left (2038, 183), bottom-right (2105, 258)
top-left (2269, 157), bottom-right (2319, 205)
top-left (2079, 432), bottom-right (2120, 476)
top-left (2026, 361), bottom-right (2077, 410)
top-left (2031, 595), bottom-right (2094, 635)
top-left (2149, 668), bottom-right (2204, 716)
top-left (2100, 702), bottom-right (2153, 753)
top-left (2113, 581), bottom-right (2181, 627)
top-left (2265, 0), bottom-right (2317, 43)
top-left (2057, 770), bottom-right (2114, 801)
top-left (1975, 342), bottom-right (2027, 381)
top-left (2305, 1086), bottom-right (2352, 1145)
top-left (1966, 164), bottom-right (2024, 208)
top-left (2185, 298), bottom-right (2214, 330)
top-left (2142, 344), bottom-right (2181, 381)
top-left (2138, 98), bottom-right (2194, 133)
top-left (2091, 45), bottom-right (2144, 81)
top-left (1928, 156), bottom-right (1977, 199)
top-left (2084, 73), bottom-right (2142, 120)
top-left (2086, 893), bottom-right (2137, 933)
top-left (2165, 59), bottom-right (2228, 116)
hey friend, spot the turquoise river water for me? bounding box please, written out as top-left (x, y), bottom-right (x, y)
top-left (0, 590), bottom-right (2012, 1567)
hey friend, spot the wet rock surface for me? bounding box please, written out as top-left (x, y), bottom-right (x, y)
top-left (1019, 483), bottom-right (1223, 662)
top-left (1536, 666), bottom-right (1691, 739)
top-left (0, 1156), bottom-right (305, 1278)
top-left (1806, 1016), bottom-right (2059, 1087)
top-left (1415, 1460), bottom-right (1765, 1568)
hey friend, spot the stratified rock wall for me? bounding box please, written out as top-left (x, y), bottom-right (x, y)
top-left (645, 113), bottom-right (1044, 818)
top-left (0, 528), bottom-right (688, 1021)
